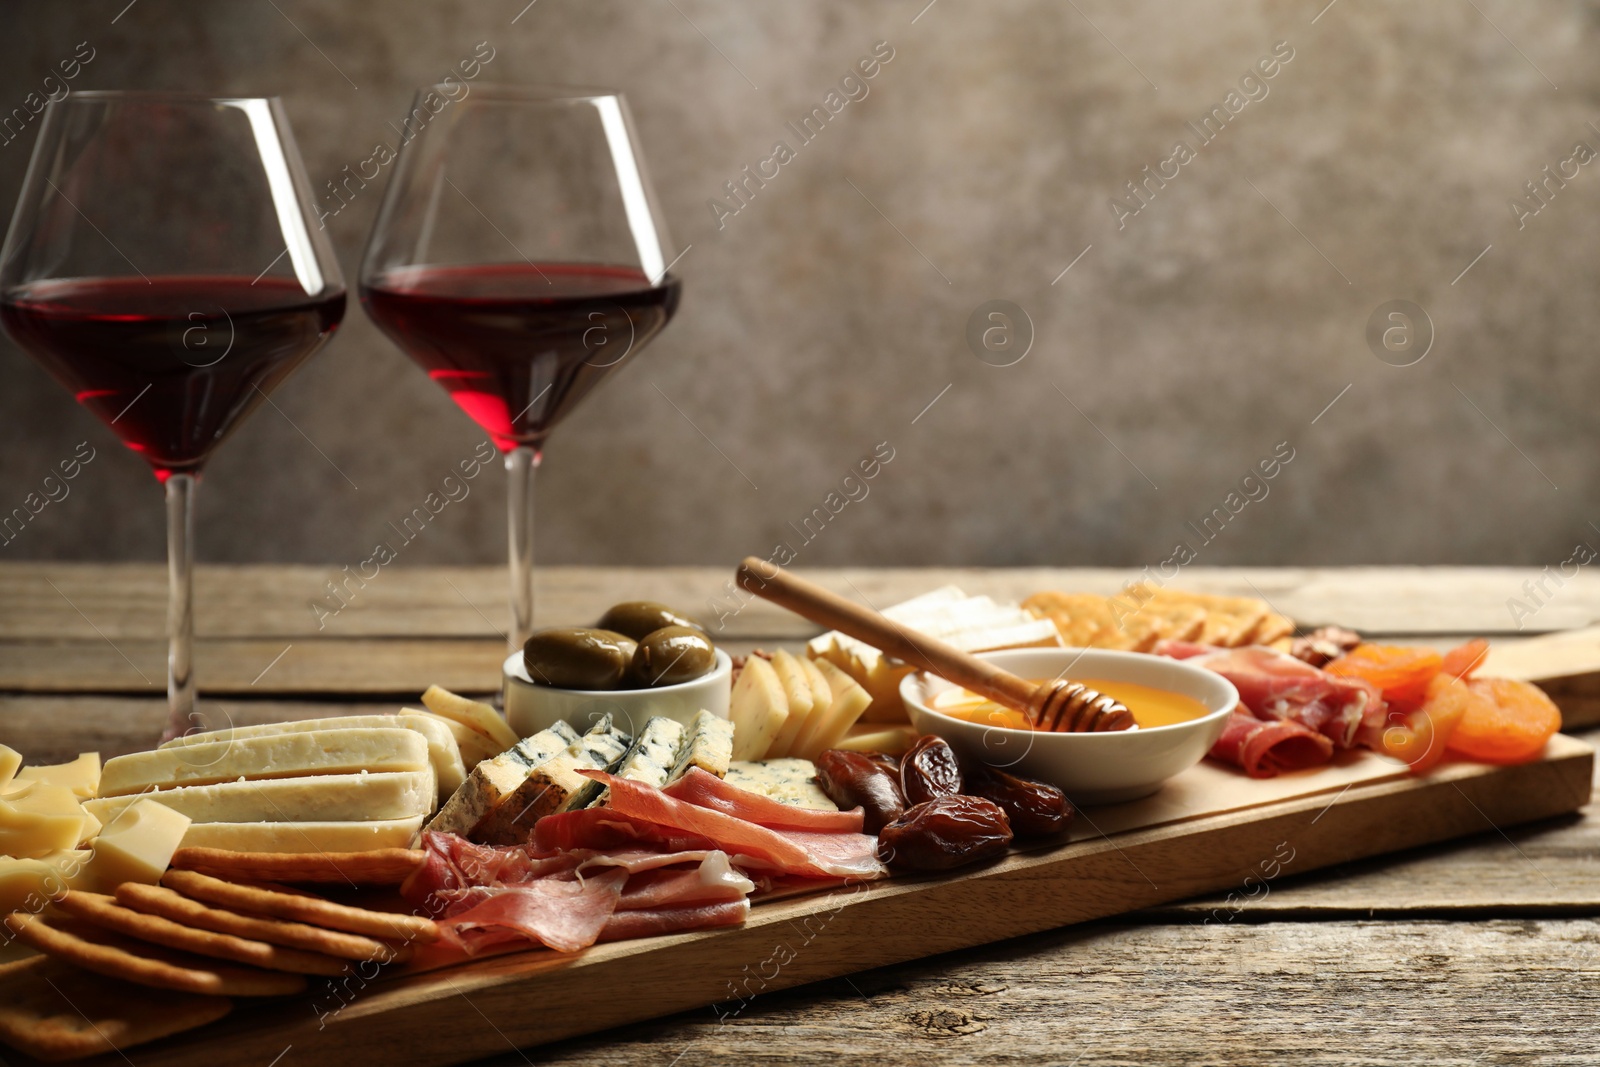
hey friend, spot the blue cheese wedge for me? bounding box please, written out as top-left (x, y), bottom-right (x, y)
top-left (664, 710), bottom-right (735, 785)
top-left (725, 758), bottom-right (838, 810)
top-left (476, 716), bottom-right (632, 845)
top-left (589, 717), bottom-right (686, 807)
top-left (422, 721), bottom-right (579, 837)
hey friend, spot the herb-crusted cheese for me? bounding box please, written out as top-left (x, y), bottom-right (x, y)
top-left (476, 717), bottom-right (632, 845)
top-left (664, 711), bottom-right (734, 785)
top-left (423, 721), bottom-right (578, 837)
top-left (726, 758), bottom-right (838, 810)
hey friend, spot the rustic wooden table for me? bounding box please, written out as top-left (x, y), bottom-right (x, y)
top-left (3, 563), bottom-right (1597, 1066)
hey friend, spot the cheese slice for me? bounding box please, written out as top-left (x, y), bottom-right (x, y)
top-left (0, 782), bottom-right (89, 858)
top-left (423, 721), bottom-right (580, 837)
top-left (836, 724), bottom-right (916, 756)
top-left (0, 745), bottom-right (22, 793)
top-left (797, 660), bottom-right (873, 760)
top-left (82, 799), bottom-right (190, 888)
top-left (0, 852), bottom-right (90, 913)
top-left (583, 716), bottom-right (683, 810)
top-left (729, 655), bottom-right (789, 761)
top-left (156, 713), bottom-right (466, 801)
top-left (664, 710), bottom-right (734, 785)
top-left (84, 769), bottom-right (436, 826)
top-left (477, 717), bottom-right (632, 845)
top-left (420, 686), bottom-right (518, 751)
top-left (97, 728), bottom-right (431, 797)
top-left (15, 753), bottom-right (101, 800)
top-left (726, 759), bottom-right (838, 810)
top-left (179, 816), bottom-right (424, 853)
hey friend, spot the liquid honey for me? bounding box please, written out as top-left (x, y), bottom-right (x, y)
top-left (930, 678), bottom-right (1209, 731)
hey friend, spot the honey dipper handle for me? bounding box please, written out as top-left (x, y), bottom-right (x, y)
top-left (735, 557), bottom-right (1042, 718)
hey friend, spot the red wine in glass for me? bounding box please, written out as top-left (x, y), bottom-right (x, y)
top-left (361, 263), bottom-right (679, 451)
top-left (1, 275), bottom-right (345, 478)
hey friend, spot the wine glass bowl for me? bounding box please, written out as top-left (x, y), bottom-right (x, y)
top-left (360, 84), bottom-right (681, 648)
top-left (0, 92), bottom-right (346, 740)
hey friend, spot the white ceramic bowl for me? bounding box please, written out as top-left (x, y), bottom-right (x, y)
top-left (899, 647), bottom-right (1239, 805)
top-left (503, 647), bottom-right (733, 739)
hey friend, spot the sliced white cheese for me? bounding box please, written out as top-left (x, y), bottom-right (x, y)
top-left (179, 816), bottom-right (425, 853)
top-left (665, 710), bottom-right (734, 785)
top-left (478, 717), bottom-right (632, 845)
top-left (726, 758), bottom-right (838, 810)
top-left (97, 728), bottom-right (431, 797)
top-left (396, 711), bottom-right (467, 800)
top-left (423, 721), bottom-right (580, 837)
top-left (84, 769), bottom-right (436, 826)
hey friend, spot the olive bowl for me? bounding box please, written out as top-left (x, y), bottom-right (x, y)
top-left (503, 647), bottom-right (733, 739)
top-left (900, 648), bottom-right (1238, 805)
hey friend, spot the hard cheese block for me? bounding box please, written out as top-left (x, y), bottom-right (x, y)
top-left (179, 816), bottom-right (424, 853)
top-left (98, 728), bottom-right (431, 796)
top-left (424, 721), bottom-right (580, 837)
top-left (160, 713), bottom-right (466, 801)
top-left (476, 717), bottom-right (633, 845)
top-left (82, 799), bottom-right (191, 887)
top-left (84, 769), bottom-right (437, 826)
top-left (0, 783), bottom-right (89, 858)
top-left (726, 759), bottom-right (838, 810)
top-left (665, 711), bottom-right (735, 785)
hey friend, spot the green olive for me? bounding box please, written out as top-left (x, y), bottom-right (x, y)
top-left (596, 600), bottom-right (706, 642)
top-left (522, 627), bottom-right (638, 690)
top-left (627, 626), bottom-right (717, 688)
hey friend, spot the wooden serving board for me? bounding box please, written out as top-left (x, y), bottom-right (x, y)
top-left (34, 735), bottom-right (1591, 1067)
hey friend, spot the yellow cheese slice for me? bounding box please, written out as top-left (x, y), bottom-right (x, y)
top-left (420, 686), bottom-right (518, 751)
top-left (15, 753), bottom-right (101, 800)
top-left (179, 816), bottom-right (425, 853)
top-left (83, 769), bottom-right (436, 827)
top-left (82, 799), bottom-right (190, 888)
top-left (97, 728), bottom-right (431, 797)
top-left (0, 745), bottom-right (21, 793)
top-left (0, 782), bottom-right (88, 859)
top-left (0, 852), bottom-right (90, 914)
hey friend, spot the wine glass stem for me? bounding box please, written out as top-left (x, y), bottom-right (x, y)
top-left (506, 446), bottom-right (539, 651)
top-left (163, 472), bottom-right (197, 743)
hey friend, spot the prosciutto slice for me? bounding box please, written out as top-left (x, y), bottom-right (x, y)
top-left (532, 808), bottom-right (717, 855)
top-left (1186, 646), bottom-right (1381, 749)
top-left (582, 770), bottom-right (888, 881)
top-left (432, 867), bottom-right (628, 954)
top-left (600, 899), bottom-right (750, 942)
top-left (662, 768), bottom-right (863, 834)
top-left (1210, 709), bottom-right (1335, 778)
top-left (616, 854), bottom-right (755, 911)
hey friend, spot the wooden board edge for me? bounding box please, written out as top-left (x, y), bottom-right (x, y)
top-left (61, 741), bottom-right (1589, 1067)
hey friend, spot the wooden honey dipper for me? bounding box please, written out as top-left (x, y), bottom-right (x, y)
top-left (735, 558), bottom-right (1134, 733)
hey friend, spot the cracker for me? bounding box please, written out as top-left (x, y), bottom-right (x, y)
top-left (169, 846), bottom-right (425, 886)
top-left (55, 891), bottom-right (348, 977)
top-left (0, 955), bottom-right (231, 1062)
top-left (3, 911), bottom-right (305, 997)
top-left (116, 882), bottom-right (410, 963)
top-left (162, 869), bottom-right (439, 943)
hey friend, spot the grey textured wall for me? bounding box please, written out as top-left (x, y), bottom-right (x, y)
top-left (1, 0), bottom-right (1597, 569)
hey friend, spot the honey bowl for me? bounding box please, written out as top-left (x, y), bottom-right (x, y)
top-left (900, 647), bottom-right (1239, 804)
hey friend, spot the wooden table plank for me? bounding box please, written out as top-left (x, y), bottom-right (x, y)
top-left (504, 919), bottom-right (1600, 1067)
top-left (3, 564), bottom-right (1595, 640)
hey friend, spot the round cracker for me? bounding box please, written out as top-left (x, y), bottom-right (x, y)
top-left (162, 869), bottom-right (439, 943)
top-left (3, 911), bottom-right (305, 998)
top-left (0, 954), bottom-right (231, 1062)
top-left (169, 846), bottom-right (425, 885)
top-left (116, 882), bottom-right (411, 964)
top-left (55, 891), bottom-right (349, 977)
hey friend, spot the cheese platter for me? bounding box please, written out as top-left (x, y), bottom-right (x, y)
top-left (0, 566), bottom-right (1591, 1065)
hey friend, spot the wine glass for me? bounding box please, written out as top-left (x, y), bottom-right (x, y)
top-left (0, 92), bottom-right (346, 742)
top-left (360, 84), bottom-right (681, 650)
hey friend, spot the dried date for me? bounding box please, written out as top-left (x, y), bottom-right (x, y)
top-left (963, 763), bottom-right (1074, 838)
top-left (900, 735), bottom-right (963, 805)
top-left (815, 749), bottom-right (907, 833)
top-left (876, 795), bottom-right (1013, 872)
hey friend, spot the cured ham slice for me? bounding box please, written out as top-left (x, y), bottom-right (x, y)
top-left (433, 867), bottom-right (628, 954)
top-left (1210, 709), bottom-right (1335, 778)
top-left (403, 831), bottom-right (581, 912)
top-left (532, 808), bottom-right (717, 855)
top-left (662, 768), bottom-right (864, 834)
top-left (1187, 646), bottom-right (1381, 749)
top-left (600, 899), bottom-right (750, 942)
top-left (617, 854), bottom-right (755, 911)
top-left (582, 770), bottom-right (888, 881)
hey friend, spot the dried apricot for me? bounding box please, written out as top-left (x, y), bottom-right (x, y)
top-left (1325, 643), bottom-right (1443, 709)
top-left (1446, 677), bottom-right (1562, 764)
top-left (1379, 673), bottom-right (1478, 773)
top-left (1440, 638), bottom-right (1490, 680)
